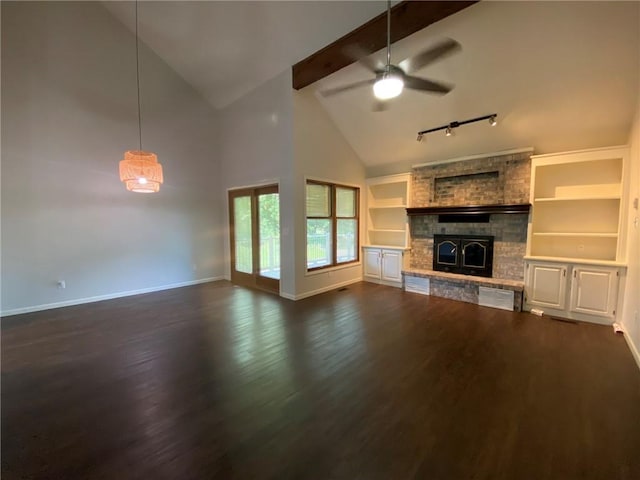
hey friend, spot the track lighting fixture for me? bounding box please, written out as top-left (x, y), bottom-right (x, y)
top-left (416, 113), bottom-right (498, 141)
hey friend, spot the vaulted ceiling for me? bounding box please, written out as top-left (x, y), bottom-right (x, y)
top-left (104, 1), bottom-right (639, 172)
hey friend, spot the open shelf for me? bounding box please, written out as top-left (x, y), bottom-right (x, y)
top-left (369, 205), bottom-right (407, 210)
top-left (533, 157), bottom-right (622, 200)
top-left (366, 174), bottom-right (411, 249)
top-left (533, 232), bottom-right (617, 238)
top-left (534, 195), bottom-right (621, 202)
top-left (528, 146), bottom-right (627, 264)
top-left (530, 235), bottom-right (618, 261)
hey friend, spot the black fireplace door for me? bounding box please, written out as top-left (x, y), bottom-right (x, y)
top-left (433, 234), bottom-right (494, 277)
top-left (460, 238), bottom-right (494, 277)
top-left (435, 238), bottom-right (460, 271)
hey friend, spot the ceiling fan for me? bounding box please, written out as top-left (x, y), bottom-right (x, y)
top-left (320, 0), bottom-right (460, 109)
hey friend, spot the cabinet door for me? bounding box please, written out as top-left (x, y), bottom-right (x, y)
top-left (381, 249), bottom-right (403, 282)
top-left (570, 266), bottom-right (618, 317)
top-left (526, 262), bottom-right (567, 309)
top-left (363, 248), bottom-right (381, 279)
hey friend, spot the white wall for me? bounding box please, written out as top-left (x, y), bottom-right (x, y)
top-left (621, 93), bottom-right (640, 367)
top-left (1, 2), bottom-right (223, 315)
top-left (218, 70), bottom-right (296, 296)
top-left (292, 89), bottom-right (366, 299)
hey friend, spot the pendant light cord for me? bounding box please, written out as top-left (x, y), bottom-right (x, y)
top-left (386, 0), bottom-right (391, 68)
top-left (135, 0), bottom-right (142, 151)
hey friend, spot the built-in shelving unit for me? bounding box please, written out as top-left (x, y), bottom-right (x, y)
top-left (363, 174), bottom-right (411, 288)
top-left (527, 146), bottom-right (628, 262)
top-left (523, 145), bottom-right (629, 324)
top-left (365, 174), bottom-right (411, 248)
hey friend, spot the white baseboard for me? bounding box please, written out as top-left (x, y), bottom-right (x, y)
top-left (620, 324), bottom-right (640, 373)
top-left (281, 277), bottom-right (363, 301)
top-left (1, 277), bottom-right (224, 317)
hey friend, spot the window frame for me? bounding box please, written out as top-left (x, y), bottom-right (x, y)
top-left (306, 179), bottom-right (360, 272)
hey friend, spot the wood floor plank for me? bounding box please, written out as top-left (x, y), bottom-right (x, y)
top-left (2, 281), bottom-right (640, 479)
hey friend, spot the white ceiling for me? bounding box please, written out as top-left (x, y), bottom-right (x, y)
top-left (103, 1), bottom-right (389, 109)
top-left (104, 1), bottom-right (639, 171)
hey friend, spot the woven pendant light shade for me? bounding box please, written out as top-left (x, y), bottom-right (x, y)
top-left (119, 150), bottom-right (163, 193)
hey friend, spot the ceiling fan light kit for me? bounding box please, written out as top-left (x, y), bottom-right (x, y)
top-left (320, 0), bottom-right (460, 109)
top-left (416, 113), bottom-right (498, 142)
top-left (373, 70), bottom-right (404, 100)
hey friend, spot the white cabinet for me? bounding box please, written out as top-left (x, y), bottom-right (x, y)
top-left (569, 266), bottom-right (619, 317)
top-left (364, 248), bottom-right (382, 279)
top-left (526, 261), bottom-right (567, 310)
top-left (524, 260), bottom-right (621, 324)
top-left (362, 247), bottom-right (407, 287)
top-left (525, 146), bottom-right (628, 324)
top-left (363, 174), bottom-right (411, 288)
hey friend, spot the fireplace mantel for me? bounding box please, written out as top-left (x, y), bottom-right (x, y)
top-left (406, 203), bottom-right (531, 216)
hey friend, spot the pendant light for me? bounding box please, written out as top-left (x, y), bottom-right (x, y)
top-left (119, 1), bottom-right (163, 193)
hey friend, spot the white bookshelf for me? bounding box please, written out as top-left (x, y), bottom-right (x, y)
top-left (524, 146), bottom-right (629, 324)
top-left (527, 146), bottom-right (628, 262)
top-left (363, 174), bottom-right (411, 288)
top-left (365, 174), bottom-right (411, 248)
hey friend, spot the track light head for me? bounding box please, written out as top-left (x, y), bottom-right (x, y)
top-left (489, 115), bottom-right (497, 126)
top-left (417, 133), bottom-right (424, 142)
top-left (445, 126), bottom-right (453, 137)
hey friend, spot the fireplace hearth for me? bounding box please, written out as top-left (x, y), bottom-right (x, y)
top-left (433, 234), bottom-right (494, 277)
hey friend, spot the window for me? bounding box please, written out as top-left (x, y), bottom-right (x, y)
top-left (306, 180), bottom-right (359, 270)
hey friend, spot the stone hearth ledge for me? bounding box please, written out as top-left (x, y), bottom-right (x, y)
top-left (402, 268), bottom-right (524, 311)
top-left (403, 268), bottom-right (524, 290)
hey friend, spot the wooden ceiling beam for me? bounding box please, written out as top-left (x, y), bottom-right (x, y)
top-left (292, 0), bottom-right (478, 90)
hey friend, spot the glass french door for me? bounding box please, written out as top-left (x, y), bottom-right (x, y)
top-left (229, 185), bottom-right (280, 293)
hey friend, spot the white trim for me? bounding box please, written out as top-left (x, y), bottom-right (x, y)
top-left (281, 277), bottom-right (363, 301)
top-left (305, 262), bottom-right (361, 277)
top-left (1, 277), bottom-right (224, 317)
top-left (226, 179), bottom-right (280, 192)
top-left (530, 145), bottom-right (628, 160)
top-left (304, 175), bottom-right (361, 190)
top-left (412, 147), bottom-right (534, 169)
top-left (620, 323), bottom-right (640, 373)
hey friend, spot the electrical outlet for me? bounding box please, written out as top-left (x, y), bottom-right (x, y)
top-left (57, 280), bottom-right (66, 289)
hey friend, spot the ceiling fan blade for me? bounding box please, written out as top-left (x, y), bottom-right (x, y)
top-left (343, 44), bottom-right (383, 73)
top-left (399, 38), bottom-right (461, 74)
top-left (319, 78), bottom-right (376, 97)
top-left (404, 75), bottom-right (452, 94)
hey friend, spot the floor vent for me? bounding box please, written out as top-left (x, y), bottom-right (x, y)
top-left (405, 276), bottom-right (430, 295)
top-left (478, 286), bottom-right (514, 311)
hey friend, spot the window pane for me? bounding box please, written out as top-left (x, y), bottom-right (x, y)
top-left (337, 219), bottom-right (357, 263)
top-left (233, 196), bottom-right (252, 274)
top-left (307, 219), bottom-right (332, 268)
top-left (306, 183), bottom-right (330, 217)
top-left (336, 187), bottom-right (356, 217)
top-left (258, 193), bottom-right (280, 279)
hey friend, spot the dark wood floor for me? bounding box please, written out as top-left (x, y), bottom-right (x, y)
top-left (2, 281), bottom-right (640, 479)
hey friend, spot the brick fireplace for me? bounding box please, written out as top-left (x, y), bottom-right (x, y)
top-left (403, 150), bottom-right (532, 310)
